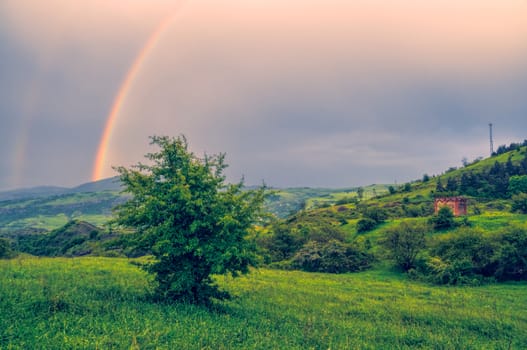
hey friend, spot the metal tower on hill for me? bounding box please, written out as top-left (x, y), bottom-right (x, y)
top-left (489, 123), bottom-right (494, 156)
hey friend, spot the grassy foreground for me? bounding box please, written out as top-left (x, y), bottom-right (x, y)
top-left (1, 257), bottom-right (526, 349)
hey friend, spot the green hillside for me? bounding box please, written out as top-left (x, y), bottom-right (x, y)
top-left (265, 184), bottom-right (389, 217)
top-left (256, 144), bottom-right (527, 284)
top-left (0, 183), bottom-right (388, 233)
top-left (9, 220), bottom-right (123, 257)
top-left (0, 190), bottom-right (125, 232)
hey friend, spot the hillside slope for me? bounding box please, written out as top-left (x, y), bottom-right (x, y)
top-left (255, 143), bottom-right (527, 281)
top-left (10, 220), bottom-right (120, 257)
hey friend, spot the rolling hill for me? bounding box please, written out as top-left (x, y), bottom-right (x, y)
top-left (1, 140), bottom-right (526, 239)
top-left (0, 179), bottom-right (388, 233)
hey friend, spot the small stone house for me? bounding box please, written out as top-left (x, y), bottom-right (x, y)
top-left (434, 197), bottom-right (467, 216)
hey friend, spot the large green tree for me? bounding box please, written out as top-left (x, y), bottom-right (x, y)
top-left (114, 136), bottom-right (265, 304)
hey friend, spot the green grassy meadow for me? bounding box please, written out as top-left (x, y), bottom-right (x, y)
top-left (1, 257), bottom-right (526, 349)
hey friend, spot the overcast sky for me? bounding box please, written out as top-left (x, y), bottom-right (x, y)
top-left (1, 0), bottom-right (527, 191)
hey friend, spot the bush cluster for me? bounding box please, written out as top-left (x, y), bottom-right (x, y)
top-left (290, 240), bottom-right (372, 273)
top-left (0, 238), bottom-right (15, 259)
top-left (258, 214), bottom-right (374, 273)
top-left (356, 206), bottom-right (387, 233)
top-left (420, 227), bottom-right (527, 284)
top-left (382, 222), bottom-right (527, 284)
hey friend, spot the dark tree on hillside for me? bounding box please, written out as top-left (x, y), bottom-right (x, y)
top-left (436, 178), bottom-right (445, 193)
top-left (459, 173), bottom-right (470, 194)
top-left (489, 162), bottom-right (510, 198)
top-left (357, 187), bottom-right (364, 201)
top-left (0, 238), bottom-right (14, 259)
top-left (520, 153), bottom-right (527, 175)
top-left (506, 157), bottom-right (518, 176)
top-left (508, 175), bottom-right (527, 195)
top-left (446, 177), bottom-right (458, 192)
top-left (357, 218), bottom-right (377, 233)
top-left (114, 135), bottom-right (266, 304)
top-left (511, 193), bottom-right (527, 214)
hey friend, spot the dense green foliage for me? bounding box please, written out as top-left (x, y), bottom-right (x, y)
top-left (381, 222), bottom-right (427, 271)
top-left (511, 193), bottom-right (527, 214)
top-left (1, 257), bottom-right (526, 349)
top-left (418, 226), bottom-right (527, 284)
top-left (256, 209), bottom-right (375, 273)
top-left (429, 206), bottom-right (456, 230)
top-left (508, 175), bottom-right (527, 195)
top-left (356, 217), bottom-right (377, 233)
top-left (0, 238), bottom-right (14, 259)
top-left (356, 206), bottom-right (387, 233)
top-left (290, 239), bottom-right (373, 273)
top-left (114, 136), bottom-right (265, 304)
top-left (258, 212), bottom-right (348, 263)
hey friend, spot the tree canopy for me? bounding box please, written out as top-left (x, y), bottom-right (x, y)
top-left (114, 135), bottom-right (265, 304)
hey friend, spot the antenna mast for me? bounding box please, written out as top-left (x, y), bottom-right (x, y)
top-left (489, 123), bottom-right (494, 156)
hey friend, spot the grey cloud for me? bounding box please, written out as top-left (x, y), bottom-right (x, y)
top-left (2, 0), bottom-right (527, 190)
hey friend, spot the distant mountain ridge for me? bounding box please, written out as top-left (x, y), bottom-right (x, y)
top-left (2, 142), bottom-right (525, 233)
top-left (0, 177), bottom-right (122, 202)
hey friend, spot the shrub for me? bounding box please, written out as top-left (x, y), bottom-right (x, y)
top-left (429, 206), bottom-right (455, 230)
top-left (357, 218), bottom-right (377, 233)
top-left (259, 216), bottom-right (347, 263)
top-left (508, 175), bottom-right (527, 195)
top-left (493, 226), bottom-right (527, 281)
top-left (381, 222), bottom-right (428, 271)
top-left (258, 223), bottom-right (305, 262)
top-left (356, 206), bottom-right (387, 233)
top-left (425, 228), bottom-right (500, 284)
top-left (362, 207), bottom-right (387, 223)
top-left (418, 227), bottom-right (527, 284)
top-left (290, 240), bottom-right (373, 273)
top-left (336, 197), bottom-right (356, 205)
top-left (424, 256), bottom-right (484, 285)
top-left (0, 238), bottom-right (15, 259)
top-left (511, 193), bottom-right (527, 214)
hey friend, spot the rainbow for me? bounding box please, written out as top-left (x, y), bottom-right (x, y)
top-left (92, 2), bottom-right (188, 181)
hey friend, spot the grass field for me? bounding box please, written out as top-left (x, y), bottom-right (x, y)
top-left (1, 257), bottom-right (526, 349)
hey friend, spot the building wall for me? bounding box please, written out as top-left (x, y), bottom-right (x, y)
top-left (434, 197), bottom-right (467, 216)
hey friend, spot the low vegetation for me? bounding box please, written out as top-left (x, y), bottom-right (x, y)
top-left (1, 257), bottom-right (526, 349)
